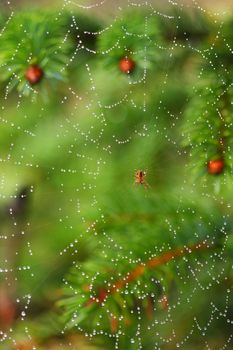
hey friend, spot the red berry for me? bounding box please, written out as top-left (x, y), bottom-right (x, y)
top-left (207, 159), bottom-right (224, 175)
top-left (119, 57), bottom-right (135, 74)
top-left (25, 65), bottom-right (43, 85)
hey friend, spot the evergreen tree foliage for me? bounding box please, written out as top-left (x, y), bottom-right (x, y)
top-left (0, 11), bottom-right (70, 96)
top-left (0, 4), bottom-right (233, 350)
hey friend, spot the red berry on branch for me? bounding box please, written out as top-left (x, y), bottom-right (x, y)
top-left (25, 65), bottom-right (43, 85)
top-left (119, 57), bottom-right (135, 74)
top-left (207, 159), bottom-right (224, 175)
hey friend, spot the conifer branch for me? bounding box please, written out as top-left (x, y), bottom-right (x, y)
top-left (86, 241), bottom-right (212, 306)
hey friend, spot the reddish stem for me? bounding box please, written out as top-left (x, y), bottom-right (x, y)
top-left (86, 241), bottom-right (211, 306)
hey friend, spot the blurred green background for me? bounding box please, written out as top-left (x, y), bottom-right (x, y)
top-left (0, 0), bottom-right (233, 349)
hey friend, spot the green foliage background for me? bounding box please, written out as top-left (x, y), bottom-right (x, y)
top-left (0, 2), bottom-right (233, 350)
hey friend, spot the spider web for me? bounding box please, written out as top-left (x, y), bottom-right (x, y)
top-left (0, 0), bottom-right (233, 349)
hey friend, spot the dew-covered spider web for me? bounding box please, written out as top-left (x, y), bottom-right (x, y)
top-left (1, 0), bottom-right (233, 349)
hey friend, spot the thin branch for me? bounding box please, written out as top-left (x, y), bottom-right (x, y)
top-left (86, 241), bottom-right (211, 306)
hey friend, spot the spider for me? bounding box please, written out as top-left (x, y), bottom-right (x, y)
top-left (135, 170), bottom-right (149, 188)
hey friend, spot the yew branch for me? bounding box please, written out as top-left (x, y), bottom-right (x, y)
top-left (86, 241), bottom-right (211, 306)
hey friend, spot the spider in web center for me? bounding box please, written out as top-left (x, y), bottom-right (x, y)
top-left (134, 170), bottom-right (149, 188)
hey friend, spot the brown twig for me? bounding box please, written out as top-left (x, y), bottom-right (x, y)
top-left (86, 241), bottom-right (211, 306)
